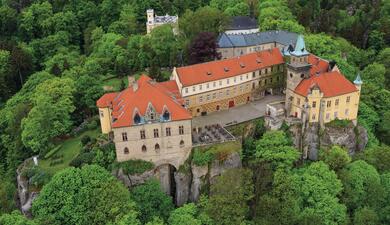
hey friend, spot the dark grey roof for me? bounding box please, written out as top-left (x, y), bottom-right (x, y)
top-left (217, 30), bottom-right (298, 49)
top-left (227, 16), bottom-right (258, 30)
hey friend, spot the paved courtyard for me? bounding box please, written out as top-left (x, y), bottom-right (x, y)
top-left (192, 95), bottom-right (284, 128)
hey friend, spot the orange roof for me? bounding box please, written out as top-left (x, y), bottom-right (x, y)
top-left (295, 71), bottom-right (357, 97)
top-left (96, 75), bottom-right (191, 128)
top-left (176, 48), bottom-right (284, 87)
top-left (308, 54), bottom-right (329, 75)
top-left (96, 93), bottom-right (117, 108)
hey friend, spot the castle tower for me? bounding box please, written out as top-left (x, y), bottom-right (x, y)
top-left (146, 9), bottom-right (155, 34)
top-left (285, 35), bottom-right (312, 115)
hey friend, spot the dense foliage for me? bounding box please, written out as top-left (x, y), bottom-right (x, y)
top-left (0, 0), bottom-right (389, 224)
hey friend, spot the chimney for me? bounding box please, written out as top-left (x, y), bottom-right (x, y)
top-left (128, 76), bottom-right (138, 92)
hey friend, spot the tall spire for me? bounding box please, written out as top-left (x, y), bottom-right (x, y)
top-left (354, 73), bottom-right (363, 85)
top-left (291, 35), bottom-right (309, 57)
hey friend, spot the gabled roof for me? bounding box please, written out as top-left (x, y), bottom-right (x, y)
top-left (227, 16), bottom-right (258, 30)
top-left (294, 71), bottom-right (358, 97)
top-left (176, 48), bottom-right (285, 87)
top-left (308, 54), bottom-right (329, 75)
top-left (217, 30), bottom-right (298, 48)
top-left (96, 75), bottom-right (191, 128)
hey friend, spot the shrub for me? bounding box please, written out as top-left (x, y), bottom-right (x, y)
top-left (69, 152), bottom-right (96, 168)
top-left (30, 171), bottom-right (51, 188)
top-left (116, 160), bottom-right (154, 175)
top-left (81, 135), bottom-right (91, 146)
top-left (87, 120), bottom-right (98, 130)
top-left (192, 149), bottom-right (214, 166)
top-left (44, 145), bottom-right (63, 159)
top-left (327, 119), bottom-right (351, 128)
top-left (49, 159), bottom-right (64, 166)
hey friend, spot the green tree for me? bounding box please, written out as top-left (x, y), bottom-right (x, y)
top-left (339, 160), bottom-right (384, 212)
top-left (113, 211), bottom-right (141, 225)
top-left (32, 165), bottom-right (136, 225)
top-left (378, 111), bottom-right (390, 145)
top-left (362, 63), bottom-right (386, 89)
top-left (206, 168), bottom-right (254, 225)
top-left (19, 2), bottom-right (53, 40)
top-left (21, 77), bottom-right (76, 153)
top-left (168, 203), bottom-right (202, 225)
top-left (353, 207), bottom-right (380, 225)
top-left (254, 131), bottom-right (300, 169)
top-left (356, 145), bottom-right (390, 173)
top-left (319, 146), bottom-right (351, 171)
top-left (0, 180), bottom-right (16, 214)
top-left (0, 50), bottom-right (12, 103)
top-left (131, 179), bottom-right (174, 223)
top-left (108, 4), bottom-right (138, 36)
top-left (0, 211), bottom-right (38, 225)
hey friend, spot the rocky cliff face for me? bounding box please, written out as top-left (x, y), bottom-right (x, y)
top-left (16, 158), bottom-right (39, 217)
top-left (114, 151), bottom-right (242, 206)
top-left (291, 122), bottom-right (368, 160)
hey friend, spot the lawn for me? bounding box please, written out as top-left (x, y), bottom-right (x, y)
top-left (38, 128), bottom-right (101, 175)
top-left (192, 140), bottom-right (242, 166)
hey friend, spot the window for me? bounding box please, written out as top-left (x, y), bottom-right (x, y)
top-left (206, 83), bottom-right (209, 89)
top-left (334, 111), bottom-right (338, 118)
top-left (226, 89), bottom-right (230, 96)
top-left (265, 79), bottom-right (267, 85)
top-left (327, 100), bottom-right (332, 107)
top-left (345, 109), bottom-right (349, 116)
top-left (213, 82), bottom-right (216, 87)
top-left (312, 101), bottom-right (316, 108)
top-left (290, 73), bottom-right (293, 78)
top-left (207, 94), bottom-right (210, 101)
top-left (166, 127), bottom-right (171, 136)
top-left (270, 78), bottom-right (273, 83)
top-left (326, 113), bottom-right (330, 120)
top-left (185, 88), bottom-right (188, 93)
top-left (124, 147), bottom-right (129, 154)
top-left (100, 110), bottom-right (104, 117)
top-left (240, 75), bottom-right (243, 81)
top-left (234, 77), bottom-right (237, 83)
top-left (227, 79), bottom-right (230, 84)
top-left (212, 93), bottom-right (216, 99)
top-left (199, 96), bottom-right (203, 102)
top-left (134, 113), bottom-right (141, 124)
top-left (199, 85), bottom-right (202, 90)
top-left (252, 72), bottom-right (255, 78)
top-left (185, 99), bottom-right (190, 106)
top-left (346, 96), bottom-right (351, 103)
top-left (150, 112), bottom-right (155, 120)
top-left (265, 68), bottom-right (268, 74)
top-left (140, 130), bottom-right (145, 139)
top-left (153, 129), bottom-right (159, 138)
top-left (246, 74), bottom-right (249, 79)
top-left (162, 110), bottom-right (170, 121)
top-left (192, 86), bottom-right (195, 91)
top-left (219, 80), bottom-right (222, 86)
top-left (122, 132), bottom-right (128, 141)
top-left (180, 140), bottom-right (185, 147)
top-left (312, 114), bottom-right (316, 120)
top-left (335, 99), bottom-right (339, 106)
top-left (297, 98), bottom-right (300, 105)
top-left (300, 74), bottom-right (304, 78)
top-left (155, 143), bottom-right (160, 151)
top-left (179, 126), bottom-right (184, 135)
top-left (141, 145), bottom-right (147, 152)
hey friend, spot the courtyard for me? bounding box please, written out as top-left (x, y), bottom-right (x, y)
top-left (192, 95), bottom-right (284, 128)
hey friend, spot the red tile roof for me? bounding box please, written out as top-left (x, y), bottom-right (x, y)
top-left (96, 75), bottom-right (191, 128)
top-left (294, 71), bottom-right (357, 97)
top-left (96, 93), bottom-right (117, 108)
top-left (176, 48), bottom-right (284, 87)
top-left (308, 54), bottom-right (329, 75)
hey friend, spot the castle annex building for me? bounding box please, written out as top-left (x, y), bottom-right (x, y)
top-left (97, 34), bottom-right (362, 166)
top-left (146, 9), bottom-right (178, 34)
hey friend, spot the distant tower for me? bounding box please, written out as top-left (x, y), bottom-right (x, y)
top-left (285, 35), bottom-right (312, 116)
top-left (146, 9), bottom-right (155, 34)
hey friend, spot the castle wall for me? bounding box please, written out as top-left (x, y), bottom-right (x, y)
top-left (113, 119), bottom-right (192, 168)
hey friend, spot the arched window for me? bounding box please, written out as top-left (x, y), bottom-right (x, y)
top-left (134, 113), bottom-right (141, 124)
top-left (124, 147), bottom-right (129, 154)
top-left (163, 110), bottom-right (170, 121)
top-left (300, 74), bottom-right (304, 78)
top-left (290, 73), bottom-right (293, 78)
top-left (155, 143), bottom-right (160, 151)
top-left (180, 140), bottom-right (184, 147)
top-left (141, 145), bottom-right (147, 152)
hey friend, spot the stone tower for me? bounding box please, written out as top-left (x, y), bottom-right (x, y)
top-left (285, 35), bottom-right (312, 116)
top-left (146, 9), bottom-right (154, 33)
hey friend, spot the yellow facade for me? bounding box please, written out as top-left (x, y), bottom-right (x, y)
top-left (98, 107), bottom-right (112, 134)
top-left (289, 88), bottom-right (360, 124)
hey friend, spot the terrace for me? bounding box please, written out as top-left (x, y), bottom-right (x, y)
top-left (192, 124), bottom-right (235, 146)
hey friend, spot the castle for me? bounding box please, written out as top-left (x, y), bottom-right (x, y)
top-left (97, 34), bottom-right (362, 167)
top-left (146, 9), bottom-right (178, 34)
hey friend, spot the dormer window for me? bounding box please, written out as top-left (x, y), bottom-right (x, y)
top-left (163, 110), bottom-right (170, 121)
top-left (134, 113), bottom-right (141, 124)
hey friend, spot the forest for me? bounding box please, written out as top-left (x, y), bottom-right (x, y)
top-left (0, 0), bottom-right (390, 224)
